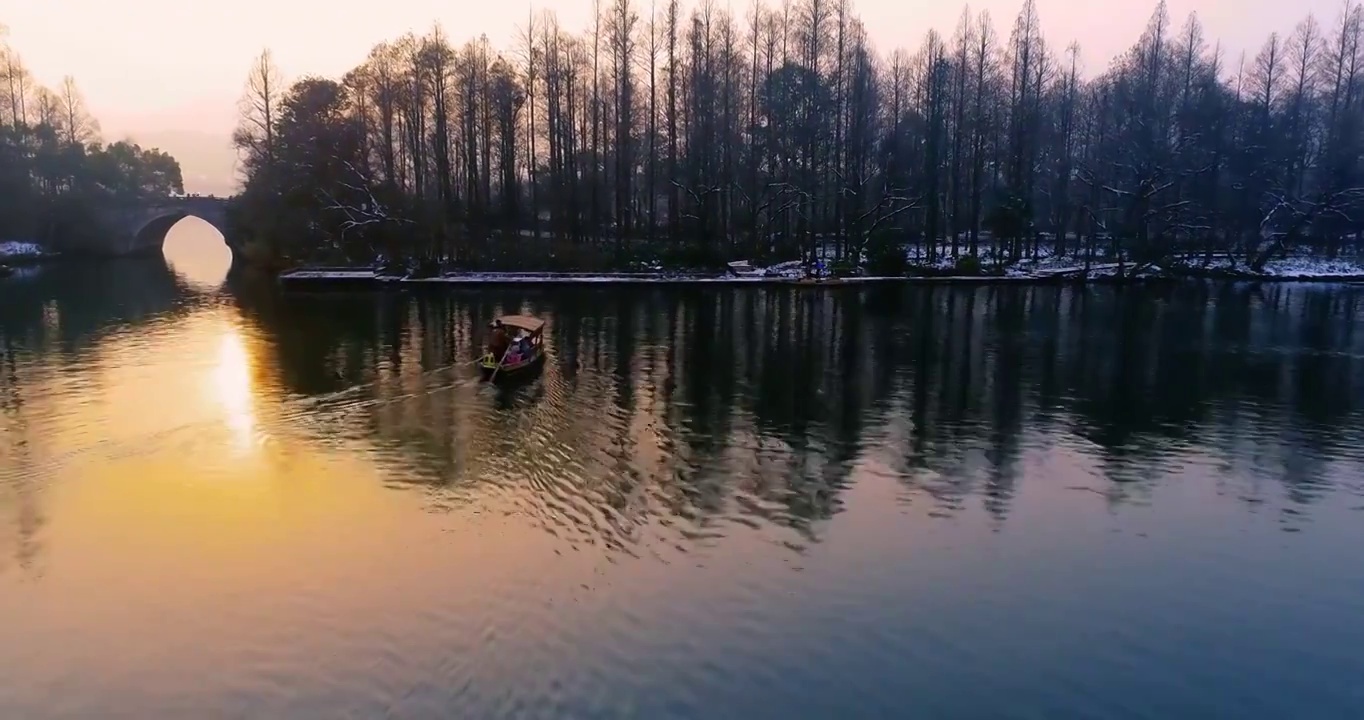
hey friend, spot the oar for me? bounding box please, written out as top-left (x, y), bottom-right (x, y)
top-left (487, 342), bottom-right (514, 383)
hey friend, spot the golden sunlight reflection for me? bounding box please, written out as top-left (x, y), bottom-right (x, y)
top-left (210, 328), bottom-right (257, 454)
top-left (162, 217), bottom-right (232, 288)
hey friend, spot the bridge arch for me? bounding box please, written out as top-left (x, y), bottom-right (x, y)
top-left (134, 212), bottom-right (231, 249)
top-left (121, 196), bottom-right (234, 256)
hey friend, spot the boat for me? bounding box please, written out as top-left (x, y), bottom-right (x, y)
top-left (727, 260), bottom-right (765, 278)
top-left (479, 314), bottom-right (547, 380)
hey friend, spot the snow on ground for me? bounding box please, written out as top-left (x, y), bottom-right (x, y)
top-left (279, 249), bottom-right (1364, 288)
top-left (1004, 258), bottom-right (1132, 279)
top-left (1262, 259), bottom-right (1364, 277)
top-left (1201, 254), bottom-right (1364, 278)
top-left (979, 250), bottom-right (1364, 280)
top-left (0, 241), bottom-right (47, 259)
top-left (402, 274), bottom-right (905, 284)
top-left (406, 272), bottom-right (779, 284)
top-left (283, 265), bottom-right (907, 286)
top-left (280, 268), bottom-right (379, 279)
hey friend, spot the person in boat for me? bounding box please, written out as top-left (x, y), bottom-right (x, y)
top-left (505, 331), bottom-right (527, 364)
top-left (489, 320), bottom-right (510, 360)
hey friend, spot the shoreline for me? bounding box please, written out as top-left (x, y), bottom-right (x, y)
top-left (0, 241), bottom-right (56, 268)
top-left (274, 266), bottom-right (1364, 291)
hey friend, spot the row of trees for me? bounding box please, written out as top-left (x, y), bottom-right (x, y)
top-left (230, 0), bottom-right (1364, 272)
top-left (1, 23), bottom-right (184, 249)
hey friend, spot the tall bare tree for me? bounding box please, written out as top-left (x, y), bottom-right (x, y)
top-left (215, 0), bottom-right (1364, 272)
top-left (233, 49), bottom-right (283, 179)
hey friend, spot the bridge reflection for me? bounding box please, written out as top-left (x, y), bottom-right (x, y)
top-left (0, 217), bottom-right (234, 344)
top-left (0, 258), bottom-right (220, 357)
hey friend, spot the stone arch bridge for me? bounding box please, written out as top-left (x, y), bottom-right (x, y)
top-left (93, 195), bottom-right (236, 256)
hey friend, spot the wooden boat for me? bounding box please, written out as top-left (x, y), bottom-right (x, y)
top-left (479, 314), bottom-right (547, 380)
top-left (727, 260), bottom-right (765, 278)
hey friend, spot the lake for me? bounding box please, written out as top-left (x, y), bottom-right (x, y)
top-left (1, 222), bottom-right (1363, 719)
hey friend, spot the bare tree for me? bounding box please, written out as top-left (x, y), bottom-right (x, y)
top-left (215, 0), bottom-right (1364, 272)
top-left (3, 46), bottom-right (29, 129)
top-left (519, 11), bottom-right (540, 234)
top-left (608, 0), bottom-right (639, 244)
top-left (644, 1), bottom-right (662, 238)
top-left (58, 76), bottom-right (98, 147)
top-left (234, 49), bottom-right (283, 178)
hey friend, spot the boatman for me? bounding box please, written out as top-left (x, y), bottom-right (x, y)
top-left (489, 319), bottom-right (510, 359)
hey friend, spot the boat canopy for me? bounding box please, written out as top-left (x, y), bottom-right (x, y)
top-left (495, 314), bottom-right (546, 334)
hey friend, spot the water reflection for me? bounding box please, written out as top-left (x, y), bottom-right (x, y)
top-left (210, 328), bottom-right (258, 452)
top-left (1, 274), bottom-right (1364, 717)
top-left (4, 279), bottom-right (1364, 551)
top-left (220, 282), bottom-right (1364, 544)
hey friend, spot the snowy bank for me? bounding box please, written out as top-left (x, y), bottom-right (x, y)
top-left (1197, 254), bottom-right (1364, 280)
top-left (276, 253), bottom-right (1364, 291)
top-left (0, 241), bottom-right (50, 261)
top-left (279, 267), bottom-right (910, 289)
top-left (911, 249), bottom-right (1364, 282)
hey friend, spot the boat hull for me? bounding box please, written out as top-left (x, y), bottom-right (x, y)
top-left (478, 351), bottom-right (545, 381)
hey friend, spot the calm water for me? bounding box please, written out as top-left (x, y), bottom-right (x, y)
top-left (1, 221), bottom-right (1363, 719)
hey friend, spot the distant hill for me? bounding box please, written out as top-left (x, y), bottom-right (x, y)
top-left (120, 129), bottom-right (238, 198)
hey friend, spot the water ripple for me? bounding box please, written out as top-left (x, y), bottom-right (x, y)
top-left (3, 282), bottom-right (1364, 717)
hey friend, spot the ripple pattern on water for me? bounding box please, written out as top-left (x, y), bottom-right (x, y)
top-left (3, 281), bottom-right (1364, 717)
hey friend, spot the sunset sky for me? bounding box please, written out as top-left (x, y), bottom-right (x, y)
top-left (4, 0), bottom-right (1350, 194)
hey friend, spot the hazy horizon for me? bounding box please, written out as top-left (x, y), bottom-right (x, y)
top-left (5, 0), bottom-right (1351, 195)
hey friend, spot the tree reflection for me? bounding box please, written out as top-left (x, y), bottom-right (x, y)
top-left (1, 273), bottom-right (1357, 560)
top-left (0, 258), bottom-right (201, 577)
top-left (6, 269), bottom-right (1360, 570)
top-left (0, 259), bottom-right (191, 357)
top-left (223, 283), bottom-right (1364, 550)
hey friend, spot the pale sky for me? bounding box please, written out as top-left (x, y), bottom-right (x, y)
top-left (4, 0), bottom-right (1349, 193)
